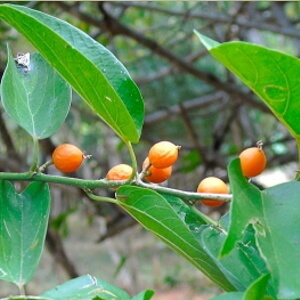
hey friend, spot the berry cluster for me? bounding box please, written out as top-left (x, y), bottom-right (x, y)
top-left (51, 141), bottom-right (267, 207)
top-left (106, 141), bottom-right (179, 184)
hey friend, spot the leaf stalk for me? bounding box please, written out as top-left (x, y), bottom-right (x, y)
top-left (29, 137), bottom-right (40, 172)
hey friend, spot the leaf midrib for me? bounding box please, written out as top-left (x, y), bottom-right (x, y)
top-left (120, 201), bottom-right (231, 289)
top-left (0, 5), bottom-right (137, 141)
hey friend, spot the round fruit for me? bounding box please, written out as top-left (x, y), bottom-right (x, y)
top-left (142, 158), bottom-right (172, 183)
top-left (239, 146), bottom-right (267, 178)
top-left (197, 177), bottom-right (229, 207)
top-left (148, 141), bottom-right (180, 169)
top-left (106, 164), bottom-right (133, 181)
top-left (52, 144), bottom-right (84, 173)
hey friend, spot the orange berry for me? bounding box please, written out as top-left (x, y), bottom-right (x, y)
top-left (148, 141), bottom-right (179, 169)
top-left (142, 158), bottom-right (172, 183)
top-left (239, 146), bottom-right (267, 178)
top-left (197, 177), bottom-right (229, 207)
top-left (52, 144), bottom-right (84, 173)
top-left (106, 164), bottom-right (133, 181)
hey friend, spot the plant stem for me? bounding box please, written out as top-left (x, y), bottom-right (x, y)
top-left (190, 206), bottom-right (219, 227)
top-left (17, 283), bottom-right (26, 295)
top-left (29, 137), bottom-right (40, 172)
top-left (39, 159), bottom-right (53, 172)
top-left (0, 171), bottom-right (232, 203)
top-left (0, 171), bottom-right (122, 189)
top-left (84, 190), bottom-right (118, 204)
top-left (135, 179), bottom-right (232, 203)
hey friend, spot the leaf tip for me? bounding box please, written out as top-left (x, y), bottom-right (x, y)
top-left (193, 30), bottom-right (220, 50)
top-left (218, 238), bottom-right (240, 261)
top-left (218, 238), bottom-right (234, 259)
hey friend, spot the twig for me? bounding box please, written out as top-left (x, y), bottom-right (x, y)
top-left (46, 228), bottom-right (79, 278)
top-left (50, 1), bottom-right (269, 113)
top-left (0, 170), bottom-right (232, 204)
top-left (179, 103), bottom-right (207, 165)
top-left (112, 1), bottom-right (300, 39)
top-left (134, 178), bottom-right (232, 204)
top-left (144, 92), bottom-right (226, 125)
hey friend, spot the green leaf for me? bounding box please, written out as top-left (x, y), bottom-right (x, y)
top-left (131, 290), bottom-right (155, 300)
top-left (0, 181), bottom-right (51, 286)
top-left (195, 31), bottom-right (300, 139)
top-left (223, 158), bottom-right (300, 299)
top-left (0, 4), bottom-right (144, 143)
top-left (199, 224), bottom-right (271, 292)
top-left (41, 275), bottom-right (131, 300)
top-left (165, 197), bottom-right (274, 294)
top-left (210, 292), bottom-right (273, 300)
top-left (0, 297), bottom-right (49, 300)
top-left (194, 31), bottom-right (220, 50)
top-left (210, 292), bottom-right (244, 300)
top-left (1, 47), bottom-right (71, 139)
top-left (243, 273), bottom-right (271, 300)
top-left (163, 194), bottom-right (208, 230)
top-left (116, 186), bottom-right (235, 292)
top-left (220, 160), bottom-right (261, 257)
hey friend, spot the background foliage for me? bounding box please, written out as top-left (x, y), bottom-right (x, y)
top-left (0, 1), bottom-right (299, 298)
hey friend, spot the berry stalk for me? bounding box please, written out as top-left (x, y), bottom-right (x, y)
top-left (125, 140), bottom-right (139, 180)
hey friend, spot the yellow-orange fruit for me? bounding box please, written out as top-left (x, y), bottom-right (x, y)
top-left (106, 164), bottom-right (133, 181)
top-left (148, 141), bottom-right (179, 169)
top-left (52, 144), bottom-right (84, 173)
top-left (239, 147), bottom-right (267, 178)
top-left (197, 177), bottom-right (229, 207)
top-left (142, 158), bottom-right (172, 183)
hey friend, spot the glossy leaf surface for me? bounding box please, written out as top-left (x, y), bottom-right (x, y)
top-left (0, 4), bottom-right (144, 142)
top-left (1, 47), bottom-right (71, 139)
top-left (116, 186), bottom-right (235, 292)
top-left (166, 195), bottom-right (274, 294)
top-left (195, 31), bottom-right (300, 140)
top-left (198, 224), bottom-right (270, 292)
top-left (210, 274), bottom-right (273, 300)
top-left (41, 275), bottom-right (131, 300)
top-left (1, 297), bottom-right (49, 300)
top-left (0, 181), bottom-right (51, 285)
top-left (222, 158), bottom-right (300, 299)
top-left (210, 292), bottom-right (244, 300)
top-left (243, 273), bottom-right (271, 300)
